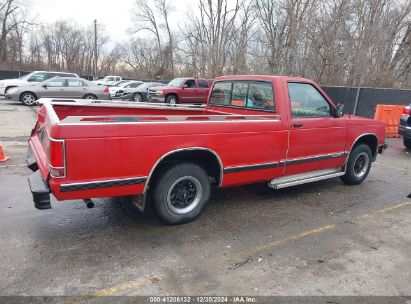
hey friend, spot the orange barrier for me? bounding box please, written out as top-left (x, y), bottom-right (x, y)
top-left (0, 146), bottom-right (10, 162)
top-left (374, 105), bottom-right (404, 138)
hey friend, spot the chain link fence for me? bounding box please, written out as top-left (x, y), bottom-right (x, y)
top-left (322, 86), bottom-right (411, 118)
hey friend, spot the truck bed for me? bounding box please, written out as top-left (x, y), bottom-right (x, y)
top-left (31, 100), bottom-right (284, 203)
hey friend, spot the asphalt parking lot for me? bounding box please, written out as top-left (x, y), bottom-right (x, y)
top-left (0, 99), bottom-right (410, 297)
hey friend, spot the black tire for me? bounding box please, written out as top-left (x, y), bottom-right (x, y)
top-left (340, 144), bottom-right (372, 185)
top-left (132, 93), bottom-right (143, 102)
top-left (404, 138), bottom-right (411, 150)
top-left (20, 92), bottom-right (37, 106)
top-left (165, 94), bottom-right (178, 105)
top-left (83, 94), bottom-right (97, 100)
top-left (153, 163), bottom-right (211, 225)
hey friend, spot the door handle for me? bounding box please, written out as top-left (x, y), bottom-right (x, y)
top-left (293, 123), bottom-right (304, 128)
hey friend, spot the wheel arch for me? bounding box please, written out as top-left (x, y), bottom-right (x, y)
top-left (165, 93), bottom-right (178, 101)
top-left (5, 85), bottom-right (17, 93)
top-left (349, 133), bottom-right (379, 161)
top-left (145, 147), bottom-right (223, 194)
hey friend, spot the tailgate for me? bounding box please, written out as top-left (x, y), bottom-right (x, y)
top-left (28, 104), bottom-right (62, 181)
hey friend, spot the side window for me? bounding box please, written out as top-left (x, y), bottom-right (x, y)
top-left (231, 82), bottom-right (248, 106)
top-left (67, 79), bottom-right (84, 87)
top-left (210, 82), bottom-right (232, 105)
top-left (46, 73), bottom-right (58, 79)
top-left (28, 73), bottom-right (47, 82)
top-left (116, 77), bottom-right (121, 82)
top-left (247, 82), bottom-right (275, 111)
top-left (184, 79), bottom-right (196, 88)
top-left (129, 82), bottom-right (141, 88)
top-left (46, 79), bottom-right (66, 87)
top-left (107, 77), bottom-right (115, 81)
top-left (198, 80), bottom-right (209, 88)
top-left (288, 83), bottom-right (331, 118)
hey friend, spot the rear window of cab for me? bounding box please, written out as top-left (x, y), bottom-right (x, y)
top-left (209, 80), bottom-right (276, 112)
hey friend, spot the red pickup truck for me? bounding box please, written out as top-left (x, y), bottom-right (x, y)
top-left (148, 77), bottom-right (211, 104)
top-left (27, 75), bottom-right (386, 224)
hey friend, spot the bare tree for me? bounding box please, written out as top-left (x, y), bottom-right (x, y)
top-left (0, 0), bottom-right (30, 64)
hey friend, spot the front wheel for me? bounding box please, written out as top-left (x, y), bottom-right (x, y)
top-left (404, 138), bottom-right (411, 149)
top-left (165, 94), bottom-right (178, 105)
top-left (84, 94), bottom-right (97, 100)
top-left (153, 163), bottom-right (211, 225)
top-left (132, 93), bottom-right (143, 102)
top-left (340, 144), bottom-right (372, 185)
top-left (20, 92), bottom-right (37, 106)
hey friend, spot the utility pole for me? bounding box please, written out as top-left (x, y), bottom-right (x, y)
top-left (94, 19), bottom-right (98, 80)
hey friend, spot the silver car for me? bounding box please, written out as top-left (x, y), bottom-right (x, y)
top-left (5, 77), bottom-right (111, 106)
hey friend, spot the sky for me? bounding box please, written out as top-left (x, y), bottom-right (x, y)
top-left (29, 0), bottom-right (192, 44)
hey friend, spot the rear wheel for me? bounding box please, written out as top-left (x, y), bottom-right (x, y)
top-left (404, 138), bottom-right (411, 149)
top-left (340, 144), bottom-right (372, 185)
top-left (165, 94), bottom-right (178, 105)
top-left (133, 93), bottom-right (143, 102)
top-left (153, 163), bottom-right (211, 225)
top-left (84, 94), bottom-right (97, 100)
top-left (20, 92), bottom-right (37, 106)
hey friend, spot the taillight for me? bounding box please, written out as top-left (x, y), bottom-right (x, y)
top-left (403, 106), bottom-right (410, 115)
top-left (103, 87), bottom-right (109, 93)
top-left (49, 139), bottom-right (65, 178)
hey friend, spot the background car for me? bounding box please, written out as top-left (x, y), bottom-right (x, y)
top-left (93, 76), bottom-right (122, 86)
top-left (5, 77), bottom-right (110, 106)
top-left (0, 71), bottom-right (79, 96)
top-left (108, 81), bottom-right (144, 98)
top-left (116, 82), bottom-right (164, 102)
top-left (148, 78), bottom-right (211, 104)
top-left (111, 80), bottom-right (131, 87)
top-left (399, 104), bottom-right (411, 149)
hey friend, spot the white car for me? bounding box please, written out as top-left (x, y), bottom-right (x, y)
top-left (93, 76), bottom-right (123, 86)
top-left (0, 71), bottom-right (79, 96)
top-left (108, 81), bottom-right (144, 98)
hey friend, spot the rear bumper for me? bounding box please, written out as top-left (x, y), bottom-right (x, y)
top-left (27, 147), bottom-right (51, 210)
top-left (28, 170), bottom-right (51, 210)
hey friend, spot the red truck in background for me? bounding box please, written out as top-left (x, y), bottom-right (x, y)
top-left (27, 75), bottom-right (386, 224)
top-left (148, 77), bottom-right (212, 104)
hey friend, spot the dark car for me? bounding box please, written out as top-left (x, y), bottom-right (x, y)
top-left (399, 104), bottom-right (411, 149)
top-left (115, 82), bottom-right (164, 102)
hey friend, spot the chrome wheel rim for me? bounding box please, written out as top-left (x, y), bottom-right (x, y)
top-left (166, 176), bottom-right (202, 215)
top-left (353, 152), bottom-right (370, 178)
top-left (168, 98), bottom-right (176, 105)
top-left (85, 95), bottom-right (95, 100)
top-left (134, 94), bottom-right (142, 102)
top-left (22, 94), bottom-right (35, 105)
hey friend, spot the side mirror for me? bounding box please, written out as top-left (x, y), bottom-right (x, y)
top-left (334, 103), bottom-right (345, 117)
top-left (183, 84), bottom-right (189, 89)
top-left (42, 84), bottom-right (48, 88)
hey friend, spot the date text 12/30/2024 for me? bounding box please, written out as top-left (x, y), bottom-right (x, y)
top-left (149, 296), bottom-right (257, 303)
